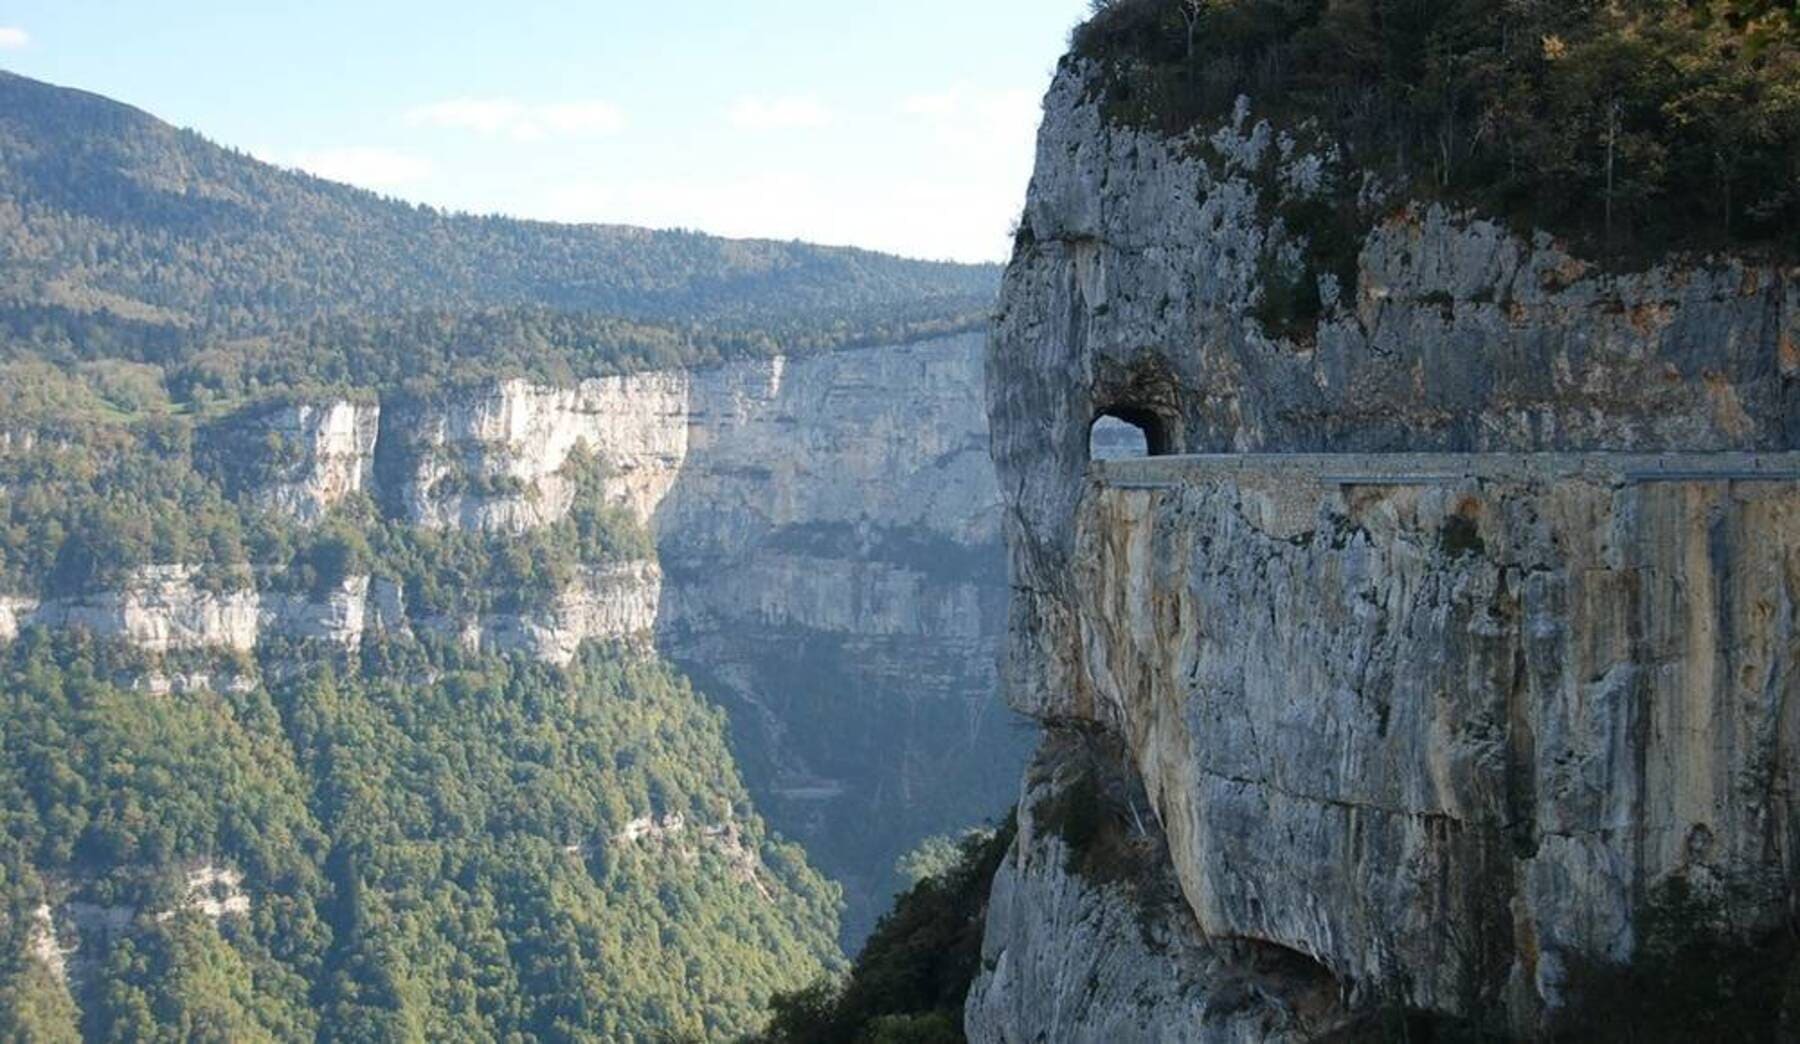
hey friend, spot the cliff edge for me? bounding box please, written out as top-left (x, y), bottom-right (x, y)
top-left (972, 17), bottom-right (1800, 1037)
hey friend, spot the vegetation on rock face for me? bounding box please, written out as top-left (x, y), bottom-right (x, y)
top-left (1076, 0), bottom-right (1800, 259)
top-left (0, 409), bottom-right (650, 609)
top-left (756, 818), bottom-right (1014, 1044)
top-left (0, 374), bottom-right (846, 1038)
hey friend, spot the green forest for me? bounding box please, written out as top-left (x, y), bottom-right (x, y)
top-left (0, 632), bottom-right (844, 1041)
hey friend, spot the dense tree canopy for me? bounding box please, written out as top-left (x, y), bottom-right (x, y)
top-left (0, 633), bottom-right (843, 1040)
top-left (1078, 0), bottom-right (1800, 258)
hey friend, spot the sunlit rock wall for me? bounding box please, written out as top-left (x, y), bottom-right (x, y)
top-left (974, 52), bottom-right (1800, 1037)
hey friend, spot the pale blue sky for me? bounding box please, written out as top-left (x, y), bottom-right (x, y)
top-left (0, 1), bottom-right (1094, 261)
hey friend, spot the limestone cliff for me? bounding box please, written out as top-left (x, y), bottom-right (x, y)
top-left (249, 400), bottom-right (381, 523)
top-left (18, 563), bottom-right (661, 660)
top-left (4, 333), bottom-right (1022, 941)
top-left (974, 55), bottom-right (1800, 1038)
top-left (368, 335), bottom-right (1018, 932)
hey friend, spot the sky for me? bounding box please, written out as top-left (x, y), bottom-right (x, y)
top-left (0, 1), bottom-right (1095, 263)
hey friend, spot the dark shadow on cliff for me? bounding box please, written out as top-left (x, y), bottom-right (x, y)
top-left (640, 341), bottom-right (1035, 949)
top-left (1324, 877), bottom-right (1800, 1042)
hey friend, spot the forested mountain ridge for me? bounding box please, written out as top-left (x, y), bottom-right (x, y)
top-left (0, 70), bottom-right (998, 383)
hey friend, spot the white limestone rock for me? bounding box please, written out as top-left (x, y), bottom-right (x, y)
top-left (392, 374), bottom-right (689, 533)
top-left (444, 559), bottom-right (663, 666)
top-left (261, 574), bottom-right (372, 648)
top-left (967, 734), bottom-right (1349, 1043)
top-left (31, 566), bottom-right (260, 653)
top-left (249, 400), bottom-right (381, 523)
top-left (0, 594), bottom-right (37, 642)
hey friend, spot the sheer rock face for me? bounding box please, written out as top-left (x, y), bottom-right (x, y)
top-left (251, 400), bottom-right (381, 523)
top-left (425, 561), bottom-right (665, 666)
top-left (968, 733), bottom-right (1350, 1044)
top-left (374, 338), bottom-right (998, 551)
top-left (1062, 460), bottom-right (1800, 1022)
top-left (977, 58), bottom-right (1800, 1035)
top-left (19, 567), bottom-right (659, 662)
top-left (385, 374), bottom-right (689, 533)
top-left (638, 338), bottom-right (1016, 934)
top-left (29, 566), bottom-right (263, 653)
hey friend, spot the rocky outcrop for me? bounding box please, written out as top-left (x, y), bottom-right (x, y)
top-left (382, 375), bottom-right (688, 533)
top-left (261, 574), bottom-right (375, 647)
top-left (26, 903), bottom-right (69, 987)
top-left (22, 570), bottom-right (368, 654)
top-left (250, 400), bottom-right (381, 523)
top-left (426, 560), bottom-right (664, 665)
top-left (607, 812), bottom-right (770, 894)
top-left (0, 595), bottom-right (36, 642)
top-left (13, 561), bottom-right (660, 665)
top-left (978, 57), bottom-right (1800, 1037)
top-left (24, 861), bottom-right (254, 996)
top-left (167, 862), bottom-right (251, 922)
top-left (968, 732), bottom-right (1349, 1043)
top-left (30, 566), bottom-right (262, 653)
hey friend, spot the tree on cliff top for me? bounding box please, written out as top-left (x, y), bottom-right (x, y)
top-left (1076, 0), bottom-right (1800, 259)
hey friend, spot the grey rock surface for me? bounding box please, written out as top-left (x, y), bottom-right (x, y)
top-left (977, 56), bottom-right (1800, 1035)
top-left (967, 732), bottom-right (1348, 1043)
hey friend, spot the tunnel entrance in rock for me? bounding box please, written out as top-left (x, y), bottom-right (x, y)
top-left (1089, 407), bottom-right (1173, 461)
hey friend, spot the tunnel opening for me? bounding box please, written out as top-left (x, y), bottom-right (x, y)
top-left (1089, 406), bottom-right (1175, 461)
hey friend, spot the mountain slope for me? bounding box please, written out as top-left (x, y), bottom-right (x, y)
top-left (0, 70), bottom-right (997, 364)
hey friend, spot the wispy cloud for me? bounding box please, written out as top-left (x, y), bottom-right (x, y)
top-left (406, 97), bottom-right (626, 142)
top-left (259, 147), bottom-right (435, 190)
top-left (0, 27), bottom-right (30, 49)
top-left (727, 95), bottom-right (833, 132)
top-left (512, 83), bottom-right (1048, 261)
